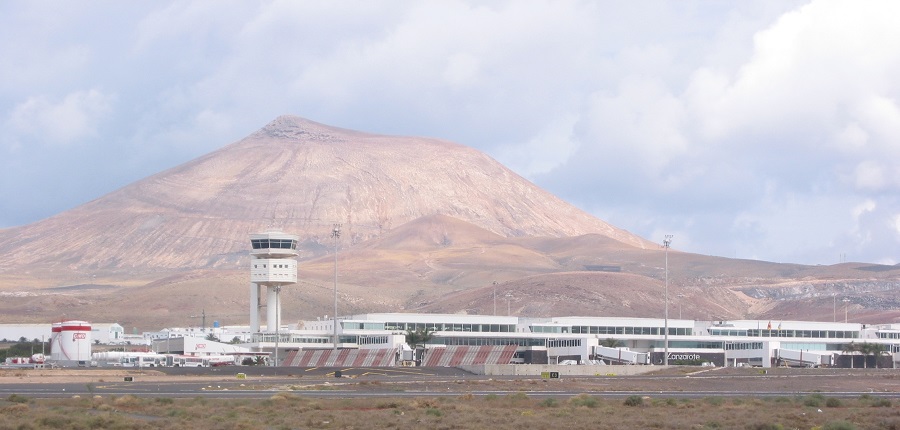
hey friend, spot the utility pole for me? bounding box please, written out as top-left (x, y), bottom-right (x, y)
top-left (663, 235), bottom-right (673, 366)
top-left (332, 224), bottom-right (341, 351)
top-left (189, 309), bottom-right (207, 332)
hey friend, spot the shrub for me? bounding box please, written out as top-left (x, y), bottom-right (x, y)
top-left (803, 397), bottom-right (822, 407)
top-left (624, 395), bottom-right (643, 407)
top-left (749, 424), bottom-right (784, 430)
top-left (38, 415), bottom-right (72, 428)
top-left (457, 392), bottom-right (474, 401)
top-left (871, 398), bottom-right (892, 407)
top-left (704, 396), bottom-right (725, 406)
top-left (412, 398), bottom-right (440, 409)
top-left (2, 402), bottom-right (29, 416)
top-left (506, 392), bottom-right (529, 401)
top-left (6, 394), bottom-right (28, 404)
top-left (825, 397), bottom-right (843, 408)
top-left (877, 418), bottom-right (900, 430)
top-left (425, 408), bottom-right (442, 417)
top-left (822, 421), bottom-right (857, 430)
top-left (568, 394), bottom-right (597, 408)
top-left (112, 395), bottom-right (140, 408)
top-left (539, 398), bottom-right (558, 408)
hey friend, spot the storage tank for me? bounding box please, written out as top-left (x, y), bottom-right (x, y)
top-left (49, 320), bottom-right (92, 363)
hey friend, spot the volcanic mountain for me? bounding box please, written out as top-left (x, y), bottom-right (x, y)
top-left (0, 115), bottom-right (898, 329)
top-left (0, 115), bottom-right (649, 276)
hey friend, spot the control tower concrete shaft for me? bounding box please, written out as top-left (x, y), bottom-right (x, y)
top-left (249, 231), bottom-right (299, 332)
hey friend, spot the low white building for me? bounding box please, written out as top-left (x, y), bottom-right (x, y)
top-left (151, 335), bottom-right (250, 356)
top-left (0, 324), bottom-right (51, 343)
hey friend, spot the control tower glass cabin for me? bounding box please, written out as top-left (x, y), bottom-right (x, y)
top-left (249, 231), bottom-right (299, 332)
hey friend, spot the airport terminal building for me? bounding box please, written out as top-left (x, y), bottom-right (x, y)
top-left (243, 313), bottom-right (900, 369)
top-left (239, 231), bottom-right (900, 369)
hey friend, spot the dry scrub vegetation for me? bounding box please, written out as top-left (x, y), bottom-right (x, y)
top-left (2, 391), bottom-right (899, 430)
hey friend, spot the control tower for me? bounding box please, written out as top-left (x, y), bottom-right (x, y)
top-left (249, 231), bottom-right (299, 332)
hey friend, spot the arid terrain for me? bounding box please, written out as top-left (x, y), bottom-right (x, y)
top-left (1, 116), bottom-right (898, 330)
top-left (2, 367), bottom-right (899, 430)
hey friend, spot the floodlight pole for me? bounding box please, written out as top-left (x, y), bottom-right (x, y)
top-left (833, 294), bottom-right (836, 322)
top-left (663, 235), bottom-right (673, 366)
top-left (274, 285), bottom-right (281, 369)
top-left (493, 281), bottom-right (497, 315)
top-left (332, 224), bottom-right (341, 351)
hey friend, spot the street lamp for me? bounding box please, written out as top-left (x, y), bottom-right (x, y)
top-left (663, 234), bottom-right (673, 366)
top-left (332, 224), bottom-right (341, 351)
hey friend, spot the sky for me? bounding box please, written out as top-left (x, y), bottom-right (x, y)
top-left (2, 0), bottom-right (899, 266)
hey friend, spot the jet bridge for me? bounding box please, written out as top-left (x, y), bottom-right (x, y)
top-left (777, 349), bottom-right (833, 367)
top-left (593, 345), bottom-right (649, 365)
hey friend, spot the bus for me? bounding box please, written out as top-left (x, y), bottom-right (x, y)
top-left (167, 356), bottom-right (210, 367)
top-left (120, 353), bottom-right (166, 368)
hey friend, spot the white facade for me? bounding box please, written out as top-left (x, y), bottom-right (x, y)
top-left (91, 323), bottom-right (125, 344)
top-left (245, 313), bottom-right (900, 368)
top-left (0, 324), bottom-right (51, 343)
top-left (151, 335), bottom-right (250, 356)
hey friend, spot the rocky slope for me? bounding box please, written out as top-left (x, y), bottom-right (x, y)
top-left (0, 116), bottom-right (898, 328)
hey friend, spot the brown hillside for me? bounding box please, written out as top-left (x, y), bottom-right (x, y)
top-left (0, 116), bottom-right (898, 328)
top-left (0, 115), bottom-right (650, 284)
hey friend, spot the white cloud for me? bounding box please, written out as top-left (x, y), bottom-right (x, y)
top-left (7, 89), bottom-right (115, 146)
top-left (2, 0), bottom-right (899, 265)
top-left (853, 162), bottom-right (886, 190)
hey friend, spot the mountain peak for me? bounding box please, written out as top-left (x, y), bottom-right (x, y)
top-left (0, 115), bottom-right (651, 275)
top-left (253, 115), bottom-right (349, 142)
